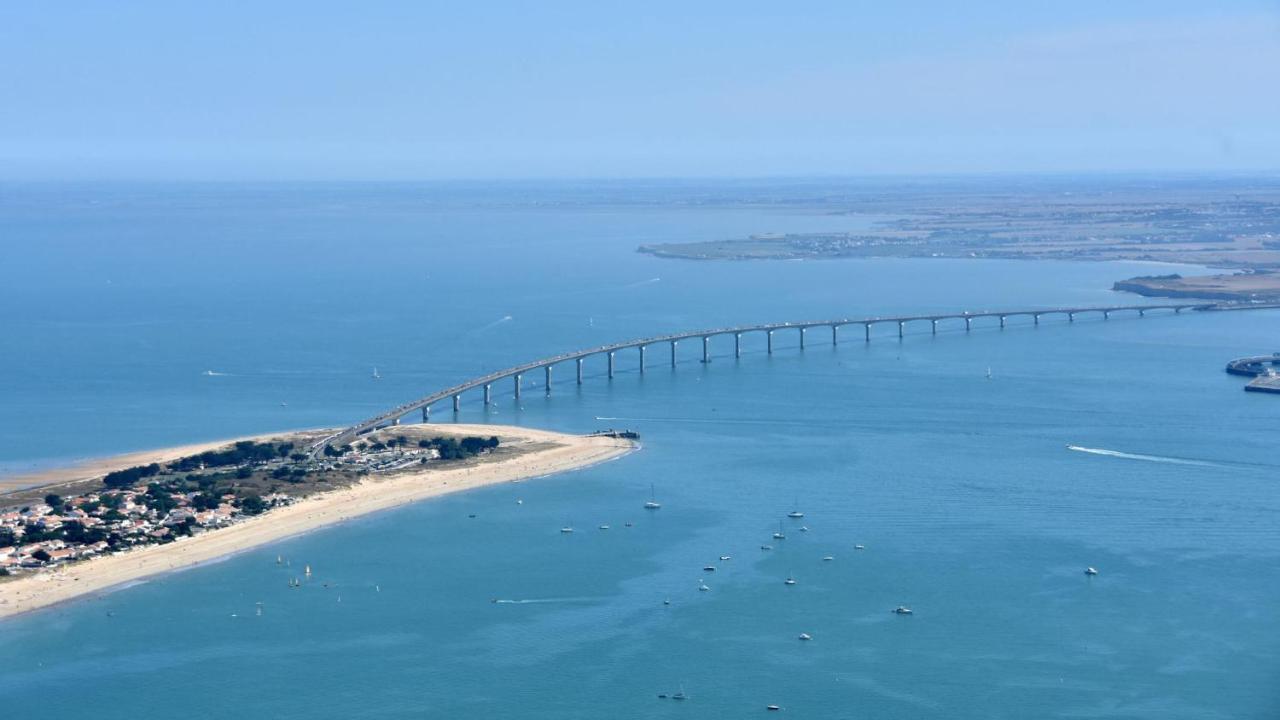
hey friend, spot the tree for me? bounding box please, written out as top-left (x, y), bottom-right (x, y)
top-left (238, 495), bottom-right (267, 515)
top-left (43, 493), bottom-right (62, 508)
top-left (32, 549), bottom-right (51, 562)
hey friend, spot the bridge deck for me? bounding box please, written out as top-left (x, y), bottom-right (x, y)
top-left (317, 301), bottom-right (1273, 451)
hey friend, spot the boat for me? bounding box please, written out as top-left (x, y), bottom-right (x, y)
top-left (560, 525), bottom-right (574, 533)
top-left (698, 582), bottom-right (710, 592)
top-left (854, 544), bottom-right (865, 550)
top-left (276, 555), bottom-right (282, 565)
top-left (672, 684), bottom-right (688, 701)
top-left (304, 564), bottom-right (312, 577)
top-left (767, 705), bottom-right (781, 711)
top-left (822, 556), bottom-right (834, 561)
top-left (663, 598), bottom-right (671, 606)
top-left (893, 606), bottom-right (913, 615)
top-left (702, 566), bottom-right (716, 572)
top-left (798, 632), bottom-right (811, 641)
top-left (644, 483), bottom-right (661, 510)
top-left (760, 545), bottom-right (773, 551)
top-left (599, 524), bottom-right (610, 530)
top-left (787, 499), bottom-right (804, 519)
top-left (372, 366), bottom-right (381, 380)
top-left (719, 555), bottom-right (732, 561)
top-left (784, 576), bottom-right (797, 586)
top-left (799, 526), bottom-right (808, 532)
top-left (773, 520), bottom-right (786, 540)
top-left (986, 366), bottom-right (993, 379)
top-left (1084, 567), bottom-right (1099, 576)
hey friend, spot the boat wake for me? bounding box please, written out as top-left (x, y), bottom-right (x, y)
top-left (201, 370), bottom-right (232, 377)
top-left (621, 276), bottom-right (662, 289)
top-left (1066, 445), bottom-right (1225, 468)
top-left (492, 597), bottom-right (601, 605)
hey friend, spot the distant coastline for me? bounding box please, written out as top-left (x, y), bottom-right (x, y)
top-left (0, 424), bottom-right (634, 619)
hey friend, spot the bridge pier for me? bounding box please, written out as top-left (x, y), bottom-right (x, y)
top-left (767, 330), bottom-right (774, 354)
top-left (999, 315), bottom-right (1006, 329)
top-left (864, 323), bottom-right (871, 342)
top-left (799, 327), bottom-right (806, 349)
top-left (393, 417), bottom-right (400, 426)
top-left (831, 325), bottom-right (838, 345)
top-left (735, 333), bottom-right (742, 358)
top-left (483, 384), bottom-right (491, 405)
top-left (670, 341), bottom-right (678, 367)
top-left (607, 352), bottom-right (615, 378)
top-left (898, 321), bottom-right (904, 338)
top-left (453, 394), bottom-right (461, 411)
top-left (1034, 313), bottom-right (1040, 326)
top-left (639, 345), bottom-right (646, 373)
top-left (965, 317), bottom-right (971, 331)
top-left (422, 406), bottom-right (430, 422)
top-left (544, 366), bottom-right (552, 394)
top-left (576, 358), bottom-right (583, 384)
top-left (702, 336), bottom-right (710, 363)
top-left (1175, 307), bottom-right (1182, 314)
top-left (1139, 308), bottom-right (1145, 317)
top-left (514, 374), bottom-right (522, 399)
top-left (931, 319), bottom-right (937, 335)
top-left (1068, 312), bottom-right (1075, 323)
top-left (1103, 310), bottom-right (1110, 320)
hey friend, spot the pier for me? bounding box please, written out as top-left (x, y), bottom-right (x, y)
top-left (313, 302), bottom-right (1276, 453)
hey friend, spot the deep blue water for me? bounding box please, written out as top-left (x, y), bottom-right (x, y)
top-left (1, 183), bottom-right (1277, 718)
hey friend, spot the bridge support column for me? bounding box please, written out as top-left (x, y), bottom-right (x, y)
top-left (452, 394), bottom-right (460, 412)
top-left (931, 319), bottom-right (937, 335)
top-left (965, 317), bottom-right (971, 331)
top-left (735, 333), bottom-right (742, 358)
top-left (422, 406), bottom-right (430, 422)
top-left (702, 337), bottom-right (710, 363)
top-left (1068, 312), bottom-right (1075, 323)
top-left (639, 346), bottom-right (646, 373)
top-left (898, 321), bottom-right (904, 338)
top-left (1139, 308), bottom-right (1145, 317)
top-left (393, 417), bottom-right (400, 426)
top-left (767, 330), bottom-right (774, 354)
top-left (670, 341), bottom-right (677, 367)
top-left (999, 315), bottom-right (1006, 329)
top-left (483, 384), bottom-right (491, 405)
top-left (1103, 310), bottom-right (1110, 320)
top-left (831, 325), bottom-right (838, 345)
top-left (1034, 313), bottom-right (1040, 326)
top-left (544, 366), bottom-right (552, 394)
top-left (576, 358), bottom-right (583, 384)
top-left (514, 374), bottom-right (522, 399)
top-left (799, 328), bottom-right (806, 349)
top-left (1175, 307), bottom-right (1182, 314)
top-left (607, 352), bottom-right (615, 378)
top-left (864, 323), bottom-right (871, 342)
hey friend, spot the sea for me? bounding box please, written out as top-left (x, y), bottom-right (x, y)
top-left (1, 181), bottom-right (1277, 718)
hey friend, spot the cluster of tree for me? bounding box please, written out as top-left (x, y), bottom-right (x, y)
top-left (170, 440), bottom-right (294, 472)
top-left (102, 462), bottom-right (163, 489)
top-left (417, 435), bottom-right (499, 460)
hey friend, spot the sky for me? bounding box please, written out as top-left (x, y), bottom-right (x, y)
top-left (1, 1), bottom-right (1279, 180)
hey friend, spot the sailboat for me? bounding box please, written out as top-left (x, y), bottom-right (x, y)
top-left (787, 498), bottom-right (804, 519)
top-left (784, 573), bottom-right (797, 586)
top-left (773, 520), bottom-right (786, 540)
top-left (372, 366), bottom-right (381, 380)
top-left (304, 564), bottom-right (312, 577)
top-left (986, 366), bottom-right (993, 380)
top-left (644, 483), bottom-right (661, 510)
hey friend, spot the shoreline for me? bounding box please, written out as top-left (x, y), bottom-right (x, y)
top-left (0, 424), bottom-right (635, 620)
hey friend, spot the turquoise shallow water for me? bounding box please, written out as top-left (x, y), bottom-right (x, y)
top-left (1, 183), bottom-right (1278, 718)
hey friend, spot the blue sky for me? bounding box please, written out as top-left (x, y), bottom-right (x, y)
top-left (1, 1), bottom-right (1278, 179)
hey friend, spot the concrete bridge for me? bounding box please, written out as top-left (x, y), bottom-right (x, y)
top-left (312, 301), bottom-right (1268, 452)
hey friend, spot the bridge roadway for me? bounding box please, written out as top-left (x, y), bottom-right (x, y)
top-left (313, 301), bottom-right (1268, 452)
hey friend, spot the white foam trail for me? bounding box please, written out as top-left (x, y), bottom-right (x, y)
top-left (493, 597), bottom-right (600, 605)
top-left (621, 277), bottom-right (662, 289)
top-left (475, 315), bottom-right (514, 332)
top-left (1066, 446), bottom-right (1222, 468)
top-left (201, 370), bottom-right (232, 377)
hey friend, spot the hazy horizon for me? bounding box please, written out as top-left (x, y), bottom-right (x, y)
top-left (3, 2), bottom-right (1278, 181)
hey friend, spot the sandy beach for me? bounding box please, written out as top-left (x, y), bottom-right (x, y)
top-left (0, 424), bottom-right (634, 620)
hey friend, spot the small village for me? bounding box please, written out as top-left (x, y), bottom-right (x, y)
top-left (0, 431), bottom-right (500, 578)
